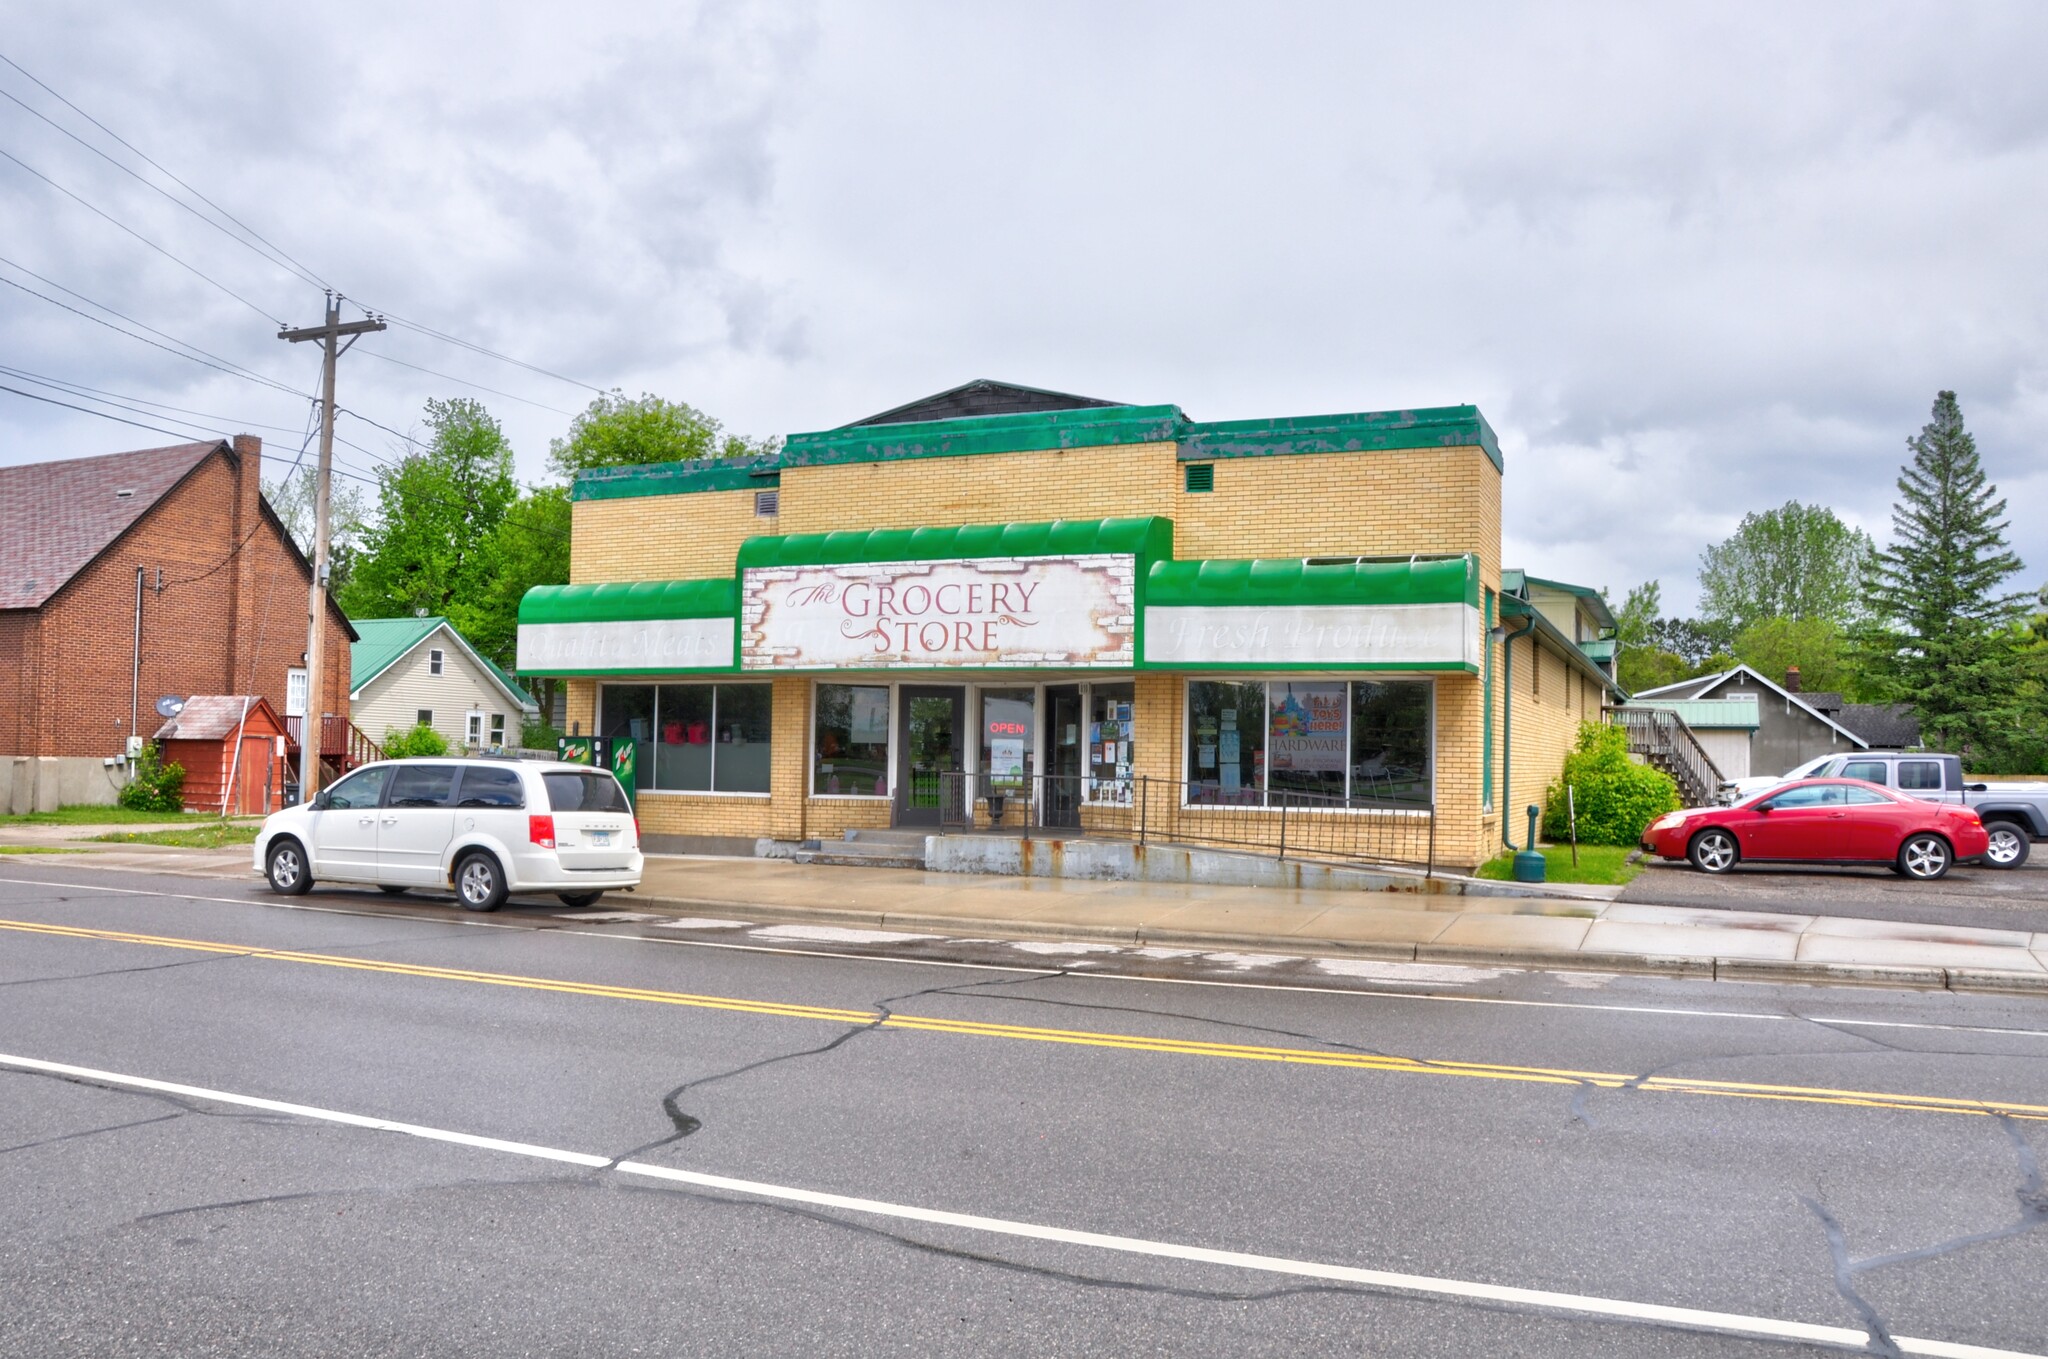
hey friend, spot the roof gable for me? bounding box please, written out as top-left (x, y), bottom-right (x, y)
top-left (152, 694), bottom-right (285, 741)
top-left (845, 379), bottom-right (1127, 428)
top-left (0, 441), bottom-right (219, 609)
top-left (349, 617), bottom-right (534, 710)
top-left (1696, 663), bottom-right (1871, 748)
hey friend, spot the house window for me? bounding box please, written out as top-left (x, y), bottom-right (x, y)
top-left (814, 684), bottom-right (890, 797)
top-left (600, 683), bottom-right (773, 794)
top-left (489, 713), bottom-right (506, 747)
top-left (1186, 679), bottom-right (1432, 808)
top-left (429, 648), bottom-right (445, 676)
top-left (416, 709), bottom-right (434, 729)
top-left (285, 667), bottom-right (308, 718)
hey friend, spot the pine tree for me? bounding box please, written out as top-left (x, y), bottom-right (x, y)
top-left (1863, 391), bottom-right (2028, 757)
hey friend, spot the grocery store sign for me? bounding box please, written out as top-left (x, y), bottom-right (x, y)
top-left (517, 617), bottom-right (734, 673)
top-left (1144, 602), bottom-right (1481, 668)
top-left (743, 554), bottom-right (1134, 669)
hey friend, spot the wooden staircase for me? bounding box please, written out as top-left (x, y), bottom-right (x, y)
top-left (1604, 706), bottom-right (1725, 808)
top-left (286, 716), bottom-right (384, 774)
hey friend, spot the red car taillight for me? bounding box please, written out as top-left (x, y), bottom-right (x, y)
top-left (529, 814), bottom-right (556, 848)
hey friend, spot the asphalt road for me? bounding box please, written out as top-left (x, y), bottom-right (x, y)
top-left (1623, 855), bottom-right (2048, 934)
top-left (3, 862), bottom-right (2046, 1357)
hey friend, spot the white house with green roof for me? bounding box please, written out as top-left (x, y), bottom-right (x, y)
top-left (350, 617), bottom-right (537, 753)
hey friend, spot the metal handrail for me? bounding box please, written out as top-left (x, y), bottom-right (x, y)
top-left (1606, 706), bottom-right (1723, 805)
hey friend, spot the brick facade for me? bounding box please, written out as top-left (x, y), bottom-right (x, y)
top-left (0, 437), bottom-right (352, 761)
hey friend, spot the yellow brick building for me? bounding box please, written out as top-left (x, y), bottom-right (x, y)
top-left (519, 381), bottom-right (1619, 871)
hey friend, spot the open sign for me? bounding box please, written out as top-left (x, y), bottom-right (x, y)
top-left (986, 720), bottom-right (1028, 735)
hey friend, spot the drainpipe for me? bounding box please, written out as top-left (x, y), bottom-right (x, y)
top-left (130, 565), bottom-right (144, 750)
top-left (1494, 613), bottom-right (1536, 848)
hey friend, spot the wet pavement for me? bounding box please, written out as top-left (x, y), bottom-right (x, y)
top-left (1622, 856), bottom-right (2048, 934)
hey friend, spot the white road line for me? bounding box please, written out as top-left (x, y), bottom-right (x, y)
top-left (0, 1052), bottom-right (609, 1167)
top-left (0, 1048), bottom-right (2030, 1358)
top-left (5, 870), bottom-right (2047, 1038)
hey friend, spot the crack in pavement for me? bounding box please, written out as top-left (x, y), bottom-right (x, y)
top-left (0, 1112), bottom-right (183, 1157)
top-left (1802, 1197), bottom-right (1903, 1358)
top-left (1, 1065), bottom-right (296, 1127)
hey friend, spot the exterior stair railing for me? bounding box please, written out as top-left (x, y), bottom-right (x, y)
top-left (1604, 706), bottom-right (1725, 808)
top-left (285, 716), bottom-right (384, 772)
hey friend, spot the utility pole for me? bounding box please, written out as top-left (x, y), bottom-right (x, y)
top-left (280, 292), bottom-right (384, 803)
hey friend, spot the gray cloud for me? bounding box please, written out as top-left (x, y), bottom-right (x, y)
top-left (1, 0), bottom-right (2042, 613)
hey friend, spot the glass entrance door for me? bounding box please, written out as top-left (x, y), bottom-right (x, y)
top-left (896, 686), bottom-right (965, 827)
top-left (1045, 684), bottom-right (1083, 829)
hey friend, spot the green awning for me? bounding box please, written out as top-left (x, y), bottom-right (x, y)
top-left (518, 578), bottom-right (737, 625)
top-left (1145, 554), bottom-right (1479, 610)
top-left (736, 516), bottom-right (1174, 570)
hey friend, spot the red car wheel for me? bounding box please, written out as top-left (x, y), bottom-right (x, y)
top-left (1688, 828), bottom-right (1740, 874)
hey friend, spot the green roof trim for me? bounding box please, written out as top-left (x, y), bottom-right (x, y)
top-left (1179, 406), bottom-right (1501, 473)
top-left (477, 654), bottom-right (537, 710)
top-left (1578, 638), bottom-right (1618, 662)
top-left (518, 578), bottom-right (738, 625)
top-left (1515, 572), bottom-right (1617, 631)
top-left (572, 452), bottom-right (781, 502)
top-left (1146, 554), bottom-right (1480, 611)
top-left (1627, 697), bottom-right (1761, 730)
top-left (780, 404), bottom-right (1188, 469)
top-left (736, 516), bottom-right (1175, 571)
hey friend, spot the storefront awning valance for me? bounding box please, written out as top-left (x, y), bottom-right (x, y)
top-left (517, 579), bottom-right (738, 676)
top-left (1143, 554), bottom-right (1482, 671)
top-left (736, 516), bottom-right (1174, 571)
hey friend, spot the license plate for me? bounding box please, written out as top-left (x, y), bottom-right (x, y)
top-left (590, 831), bottom-right (610, 847)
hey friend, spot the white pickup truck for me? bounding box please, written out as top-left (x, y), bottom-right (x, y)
top-left (1722, 751), bottom-right (2048, 869)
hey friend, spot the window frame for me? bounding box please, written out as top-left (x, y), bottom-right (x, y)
top-left (810, 681), bottom-right (894, 800)
top-left (415, 708), bottom-right (434, 729)
top-left (1180, 675), bottom-right (1435, 814)
top-left (428, 648), bottom-right (445, 676)
top-left (489, 713), bottom-right (506, 747)
top-left (599, 681), bottom-right (773, 798)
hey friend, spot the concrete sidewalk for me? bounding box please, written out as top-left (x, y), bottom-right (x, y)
top-left (628, 853), bottom-right (2048, 996)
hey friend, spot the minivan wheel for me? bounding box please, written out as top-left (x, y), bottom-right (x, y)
top-left (454, 852), bottom-right (508, 912)
top-left (265, 839), bottom-right (312, 895)
top-left (1898, 833), bottom-right (1952, 881)
top-left (1688, 829), bottom-right (1740, 874)
top-left (1982, 822), bottom-right (2030, 869)
top-left (558, 891), bottom-right (605, 908)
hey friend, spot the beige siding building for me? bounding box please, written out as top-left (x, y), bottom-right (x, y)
top-left (351, 618), bottom-right (536, 752)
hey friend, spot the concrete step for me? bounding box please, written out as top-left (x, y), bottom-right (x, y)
top-left (794, 830), bottom-right (929, 870)
top-left (843, 829), bottom-right (931, 849)
top-left (797, 852), bottom-right (929, 870)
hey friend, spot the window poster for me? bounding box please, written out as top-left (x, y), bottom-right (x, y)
top-left (1268, 683), bottom-right (1346, 773)
top-left (990, 738), bottom-right (1026, 780)
top-left (850, 688), bottom-right (890, 742)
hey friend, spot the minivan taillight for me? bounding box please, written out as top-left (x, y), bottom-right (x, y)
top-left (529, 814), bottom-right (556, 849)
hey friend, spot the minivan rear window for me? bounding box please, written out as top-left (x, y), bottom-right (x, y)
top-left (544, 771), bottom-right (630, 813)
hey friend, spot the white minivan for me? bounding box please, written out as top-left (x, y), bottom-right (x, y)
top-left (254, 758), bottom-right (642, 911)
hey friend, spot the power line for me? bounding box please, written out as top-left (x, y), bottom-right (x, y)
top-left (0, 257), bottom-right (307, 396)
top-left (0, 48), bottom-right (336, 292)
top-left (0, 85), bottom-right (324, 291)
top-left (359, 350), bottom-right (575, 414)
top-left (373, 312), bottom-right (606, 395)
top-left (0, 380), bottom-right (208, 443)
top-left (0, 364), bottom-right (312, 436)
top-left (0, 144), bottom-right (286, 325)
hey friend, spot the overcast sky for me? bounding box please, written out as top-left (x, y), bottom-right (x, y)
top-left (2, 2), bottom-right (2042, 612)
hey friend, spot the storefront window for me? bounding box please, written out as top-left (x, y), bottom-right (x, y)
top-left (1267, 682), bottom-right (1347, 804)
top-left (814, 684), bottom-right (889, 796)
top-left (1184, 679), bottom-right (1433, 808)
top-left (605, 683), bottom-right (772, 794)
top-left (978, 688), bottom-right (1035, 793)
top-left (1186, 681), bottom-right (1265, 805)
top-left (1350, 681), bottom-right (1431, 807)
top-left (599, 685), bottom-right (654, 791)
top-left (1087, 683), bottom-right (1134, 803)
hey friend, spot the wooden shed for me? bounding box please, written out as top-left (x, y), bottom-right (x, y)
top-left (152, 695), bottom-right (290, 815)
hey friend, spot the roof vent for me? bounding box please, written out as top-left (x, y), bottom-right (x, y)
top-left (754, 489), bottom-right (779, 517)
top-left (1183, 463), bottom-right (1214, 493)
top-left (114, 488), bottom-right (136, 498)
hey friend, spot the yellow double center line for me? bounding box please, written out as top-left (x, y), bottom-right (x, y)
top-left (7, 916), bottom-right (2045, 1122)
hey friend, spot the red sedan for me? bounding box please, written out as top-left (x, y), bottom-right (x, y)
top-left (1641, 777), bottom-right (1990, 880)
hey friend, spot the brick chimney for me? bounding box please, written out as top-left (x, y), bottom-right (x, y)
top-left (227, 434), bottom-right (265, 695)
top-left (1784, 664), bottom-right (1802, 693)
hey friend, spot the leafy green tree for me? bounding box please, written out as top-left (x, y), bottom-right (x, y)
top-left (1733, 616), bottom-right (1859, 696)
top-left (548, 390), bottom-right (780, 479)
top-left (337, 398), bottom-right (519, 647)
top-left (1698, 501), bottom-right (1876, 631)
top-left (1861, 391), bottom-right (2029, 759)
top-left (472, 485), bottom-right (572, 708)
top-left (1608, 581), bottom-right (1685, 692)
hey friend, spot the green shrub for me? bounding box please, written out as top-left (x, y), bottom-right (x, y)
top-left (1542, 722), bottom-right (1680, 846)
top-left (381, 723), bottom-right (449, 759)
top-left (520, 720), bottom-right (563, 753)
top-left (117, 742), bottom-right (186, 813)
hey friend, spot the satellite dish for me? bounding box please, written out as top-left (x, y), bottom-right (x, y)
top-left (154, 695), bottom-right (186, 719)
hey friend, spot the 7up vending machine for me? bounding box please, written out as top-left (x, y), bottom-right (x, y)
top-left (556, 735), bottom-right (637, 807)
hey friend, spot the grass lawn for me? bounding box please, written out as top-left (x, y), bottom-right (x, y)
top-left (91, 823), bottom-right (262, 849)
top-left (1475, 843), bottom-right (1641, 886)
top-left (0, 805), bottom-right (229, 826)
top-left (0, 845), bottom-right (85, 854)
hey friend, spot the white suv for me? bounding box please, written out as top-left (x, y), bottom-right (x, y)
top-left (254, 758), bottom-right (643, 912)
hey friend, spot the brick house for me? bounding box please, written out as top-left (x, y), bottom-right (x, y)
top-left (0, 436), bottom-right (356, 807)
